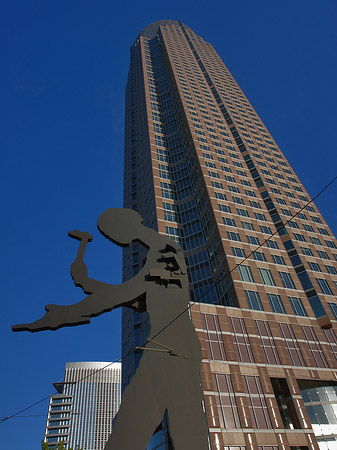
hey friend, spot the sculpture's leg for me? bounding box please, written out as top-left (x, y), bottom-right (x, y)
top-left (168, 394), bottom-right (209, 450)
top-left (104, 359), bottom-right (165, 450)
top-left (167, 364), bottom-right (209, 450)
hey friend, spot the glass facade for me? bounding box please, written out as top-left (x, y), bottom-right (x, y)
top-left (299, 380), bottom-right (337, 450)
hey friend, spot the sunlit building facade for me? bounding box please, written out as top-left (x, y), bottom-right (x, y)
top-left (122, 20), bottom-right (337, 450)
top-left (43, 362), bottom-right (121, 450)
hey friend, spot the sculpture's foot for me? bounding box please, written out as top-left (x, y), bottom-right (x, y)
top-left (68, 230), bottom-right (93, 242)
top-left (12, 304), bottom-right (90, 333)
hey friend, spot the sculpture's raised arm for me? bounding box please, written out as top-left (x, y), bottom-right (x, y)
top-left (12, 208), bottom-right (154, 333)
top-left (68, 230), bottom-right (111, 294)
top-left (12, 270), bottom-right (147, 333)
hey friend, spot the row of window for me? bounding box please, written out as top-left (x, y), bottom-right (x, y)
top-left (244, 289), bottom-right (307, 316)
top-left (236, 263), bottom-right (336, 295)
top-left (232, 246), bottom-right (287, 265)
top-left (225, 226), bottom-right (337, 259)
top-left (209, 373), bottom-right (271, 429)
top-left (202, 314), bottom-right (332, 369)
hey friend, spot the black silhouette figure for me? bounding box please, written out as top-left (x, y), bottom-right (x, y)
top-left (12, 208), bottom-right (209, 450)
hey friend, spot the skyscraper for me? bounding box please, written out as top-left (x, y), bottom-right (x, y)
top-left (43, 362), bottom-right (121, 450)
top-left (122, 20), bottom-right (337, 450)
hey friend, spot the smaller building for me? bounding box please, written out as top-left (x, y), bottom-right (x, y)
top-left (43, 362), bottom-right (121, 450)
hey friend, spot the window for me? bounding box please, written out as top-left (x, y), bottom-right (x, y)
top-left (278, 272), bottom-right (296, 289)
top-left (308, 262), bottom-right (322, 272)
top-left (311, 216), bottom-right (322, 223)
top-left (245, 290), bottom-right (263, 310)
top-left (301, 326), bottom-right (328, 368)
top-left (223, 217), bottom-right (236, 227)
top-left (156, 148), bottom-right (167, 162)
top-left (164, 209), bottom-right (177, 222)
top-left (225, 175), bottom-right (235, 182)
top-left (227, 231), bottom-right (241, 241)
top-left (267, 294), bottom-right (286, 314)
top-left (247, 235), bottom-right (260, 245)
top-left (326, 240), bottom-right (337, 249)
top-left (254, 251), bottom-right (266, 262)
top-left (258, 268), bottom-right (276, 286)
top-left (288, 297), bottom-right (307, 316)
top-left (323, 328), bottom-right (337, 362)
top-left (244, 189), bottom-right (256, 197)
top-left (290, 201), bottom-right (300, 208)
top-left (311, 237), bottom-right (321, 245)
top-left (161, 181), bottom-right (174, 199)
top-left (297, 213), bottom-right (307, 220)
top-left (255, 212), bottom-right (266, 221)
top-left (230, 317), bottom-right (254, 363)
top-left (241, 179), bottom-right (251, 186)
top-left (222, 166), bottom-right (232, 173)
top-left (303, 224), bottom-right (314, 232)
top-left (329, 303), bottom-right (337, 320)
top-left (293, 233), bottom-right (306, 242)
top-left (229, 185), bottom-right (240, 193)
top-left (232, 247), bottom-right (246, 258)
top-left (158, 163), bottom-right (170, 179)
top-left (301, 247), bottom-right (313, 256)
top-left (202, 314), bottom-right (227, 361)
top-left (271, 254), bottom-right (284, 265)
top-left (165, 227), bottom-right (181, 243)
top-left (211, 181), bottom-right (223, 189)
top-left (281, 208), bottom-right (292, 216)
top-left (255, 320), bottom-right (280, 365)
top-left (288, 221), bottom-right (299, 229)
top-left (232, 196), bottom-right (244, 205)
top-left (241, 221), bottom-right (254, 231)
top-left (260, 225), bottom-right (272, 234)
top-left (316, 278), bottom-right (333, 295)
top-left (243, 376), bottom-right (272, 428)
top-left (238, 265), bottom-right (255, 282)
top-left (237, 208), bottom-right (249, 217)
top-left (219, 204), bottom-right (231, 213)
top-left (215, 192), bottom-right (227, 201)
top-left (249, 201), bottom-right (261, 209)
top-left (208, 170), bottom-right (219, 178)
top-left (211, 373), bottom-right (241, 429)
top-left (325, 265), bottom-right (337, 275)
top-left (278, 323), bottom-right (305, 366)
top-left (266, 240), bottom-right (279, 249)
top-left (318, 250), bottom-right (329, 259)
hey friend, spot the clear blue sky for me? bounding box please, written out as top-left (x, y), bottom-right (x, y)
top-left (1, 1), bottom-right (337, 448)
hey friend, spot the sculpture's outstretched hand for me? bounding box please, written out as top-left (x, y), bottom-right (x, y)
top-left (12, 304), bottom-right (90, 333)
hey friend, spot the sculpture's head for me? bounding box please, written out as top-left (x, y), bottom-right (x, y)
top-left (97, 208), bottom-right (145, 247)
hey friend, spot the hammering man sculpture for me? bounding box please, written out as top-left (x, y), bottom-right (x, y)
top-left (13, 209), bottom-right (209, 450)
